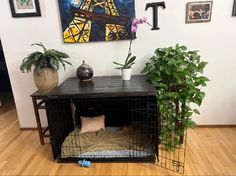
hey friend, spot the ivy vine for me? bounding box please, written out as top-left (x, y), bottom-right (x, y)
top-left (142, 44), bottom-right (209, 150)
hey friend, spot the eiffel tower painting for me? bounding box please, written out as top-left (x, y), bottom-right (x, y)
top-left (58, 0), bottom-right (135, 43)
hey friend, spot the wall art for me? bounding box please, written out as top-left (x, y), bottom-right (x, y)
top-left (9, 0), bottom-right (41, 17)
top-left (233, 0), bottom-right (236, 16)
top-left (58, 0), bottom-right (135, 43)
top-left (186, 1), bottom-right (213, 23)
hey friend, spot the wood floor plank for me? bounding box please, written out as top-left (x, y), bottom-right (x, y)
top-left (0, 108), bottom-right (236, 175)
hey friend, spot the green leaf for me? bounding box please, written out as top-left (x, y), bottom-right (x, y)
top-left (158, 83), bottom-right (168, 89)
top-left (187, 119), bottom-right (196, 128)
top-left (187, 111), bottom-right (193, 117)
top-left (180, 45), bottom-right (187, 51)
top-left (113, 62), bottom-right (124, 67)
top-left (192, 98), bottom-right (202, 106)
top-left (164, 92), bottom-right (178, 98)
top-left (168, 59), bottom-right (176, 65)
top-left (114, 54), bottom-right (136, 69)
top-left (155, 49), bottom-right (166, 58)
top-left (198, 61), bottom-right (208, 73)
top-left (193, 109), bottom-right (200, 115)
top-left (198, 76), bottom-right (210, 82)
top-left (31, 42), bottom-right (47, 52)
top-left (125, 56), bottom-right (136, 66)
top-left (198, 92), bottom-right (206, 99)
top-left (124, 52), bottom-right (132, 65)
top-left (164, 68), bottom-right (171, 75)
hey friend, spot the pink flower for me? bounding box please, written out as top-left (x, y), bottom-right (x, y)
top-left (141, 17), bottom-right (147, 23)
top-left (128, 17), bottom-right (150, 57)
top-left (131, 17), bottom-right (148, 33)
top-left (132, 18), bottom-right (140, 26)
top-left (131, 25), bottom-right (138, 33)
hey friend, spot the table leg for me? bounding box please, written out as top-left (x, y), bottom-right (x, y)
top-left (32, 98), bottom-right (44, 145)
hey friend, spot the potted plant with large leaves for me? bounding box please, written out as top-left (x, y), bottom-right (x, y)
top-left (20, 42), bottom-right (72, 90)
top-left (113, 53), bottom-right (136, 80)
top-left (142, 44), bottom-right (209, 150)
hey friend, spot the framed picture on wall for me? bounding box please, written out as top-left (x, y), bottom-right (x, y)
top-left (233, 0), bottom-right (236, 16)
top-left (58, 0), bottom-right (135, 43)
top-left (9, 0), bottom-right (41, 17)
top-left (186, 1), bottom-right (213, 23)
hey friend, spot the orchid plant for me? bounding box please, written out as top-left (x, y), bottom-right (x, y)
top-left (113, 17), bottom-right (149, 70)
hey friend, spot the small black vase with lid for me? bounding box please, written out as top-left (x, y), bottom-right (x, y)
top-left (76, 61), bottom-right (94, 81)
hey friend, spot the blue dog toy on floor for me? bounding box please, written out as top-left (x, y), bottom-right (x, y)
top-left (78, 159), bottom-right (92, 167)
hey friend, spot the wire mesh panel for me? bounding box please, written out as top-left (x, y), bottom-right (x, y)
top-left (45, 96), bottom-right (158, 162)
top-left (45, 99), bottom-right (74, 160)
top-left (157, 100), bottom-right (188, 174)
top-left (129, 96), bottom-right (158, 159)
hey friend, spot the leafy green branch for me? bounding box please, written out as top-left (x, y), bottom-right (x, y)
top-left (142, 44), bottom-right (209, 150)
top-left (20, 42), bottom-right (72, 74)
top-left (113, 53), bottom-right (136, 69)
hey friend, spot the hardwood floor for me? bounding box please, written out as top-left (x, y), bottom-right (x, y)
top-left (0, 108), bottom-right (236, 175)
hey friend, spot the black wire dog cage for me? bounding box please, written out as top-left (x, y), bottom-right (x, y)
top-left (46, 96), bottom-right (158, 163)
top-left (42, 76), bottom-right (188, 174)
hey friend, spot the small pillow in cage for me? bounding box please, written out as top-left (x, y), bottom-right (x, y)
top-left (80, 115), bottom-right (105, 134)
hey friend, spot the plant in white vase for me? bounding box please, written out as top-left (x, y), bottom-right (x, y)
top-left (113, 53), bottom-right (136, 80)
top-left (113, 17), bottom-right (150, 80)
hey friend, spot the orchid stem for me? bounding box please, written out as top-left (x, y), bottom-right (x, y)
top-left (128, 35), bottom-right (133, 55)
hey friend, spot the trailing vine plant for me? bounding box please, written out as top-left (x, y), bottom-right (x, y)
top-left (142, 44), bottom-right (209, 150)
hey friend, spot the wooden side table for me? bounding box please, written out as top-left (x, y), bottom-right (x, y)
top-left (31, 90), bottom-right (50, 145)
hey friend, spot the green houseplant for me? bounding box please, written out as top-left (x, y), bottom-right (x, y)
top-left (142, 44), bottom-right (209, 150)
top-left (20, 42), bottom-right (72, 90)
top-left (113, 53), bottom-right (136, 80)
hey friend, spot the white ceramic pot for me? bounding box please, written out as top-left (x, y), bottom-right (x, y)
top-left (121, 68), bottom-right (131, 81)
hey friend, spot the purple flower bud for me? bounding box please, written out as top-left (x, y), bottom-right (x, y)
top-left (131, 17), bottom-right (149, 33)
top-left (131, 25), bottom-right (138, 33)
top-left (142, 17), bottom-right (147, 23)
top-left (139, 18), bottom-right (143, 24)
top-left (132, 18), bottom-right (139, 26)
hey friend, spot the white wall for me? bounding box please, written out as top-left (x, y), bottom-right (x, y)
top-left (0, 0), bottom-right (236, 127)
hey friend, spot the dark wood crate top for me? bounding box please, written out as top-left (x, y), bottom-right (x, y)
top-left (31, 75), bottom-right (156, 98)
top-left (31, 89), bottom-right (51, 98)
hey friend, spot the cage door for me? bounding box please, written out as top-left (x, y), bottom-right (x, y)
top-left (156, 99), bottom-right (188, 174)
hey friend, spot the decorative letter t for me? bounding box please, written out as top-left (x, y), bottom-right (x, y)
top-left (145, 2), bottom-right (166, 30)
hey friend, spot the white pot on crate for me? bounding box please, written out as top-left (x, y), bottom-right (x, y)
top-left (121, 68), bottom-right (131, 81)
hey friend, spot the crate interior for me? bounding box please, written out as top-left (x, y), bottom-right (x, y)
top-left (47, 96), bottom-right (158, 162)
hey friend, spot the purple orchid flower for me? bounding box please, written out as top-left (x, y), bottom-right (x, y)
top-left (128, 17), bottom-right (150, 55)
top-left (131, 17), bottom-right (148, 33)
top-left (113, 17), bottom-right (151, 70)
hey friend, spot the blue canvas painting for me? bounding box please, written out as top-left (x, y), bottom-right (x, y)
top-left (58, 0), bottom-right (135, 43)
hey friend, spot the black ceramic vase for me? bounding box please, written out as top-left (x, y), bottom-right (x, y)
top-left (76, 61), bottom-right (94, 81)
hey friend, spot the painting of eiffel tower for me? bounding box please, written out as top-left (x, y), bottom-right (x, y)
top-left (58, 0), bottom-right (135, 43)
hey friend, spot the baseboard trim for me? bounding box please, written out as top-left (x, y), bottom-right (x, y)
top-left (196, 125), bottom-right (236, 128)
top-left (20, 127), bottom-right (41, 131)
